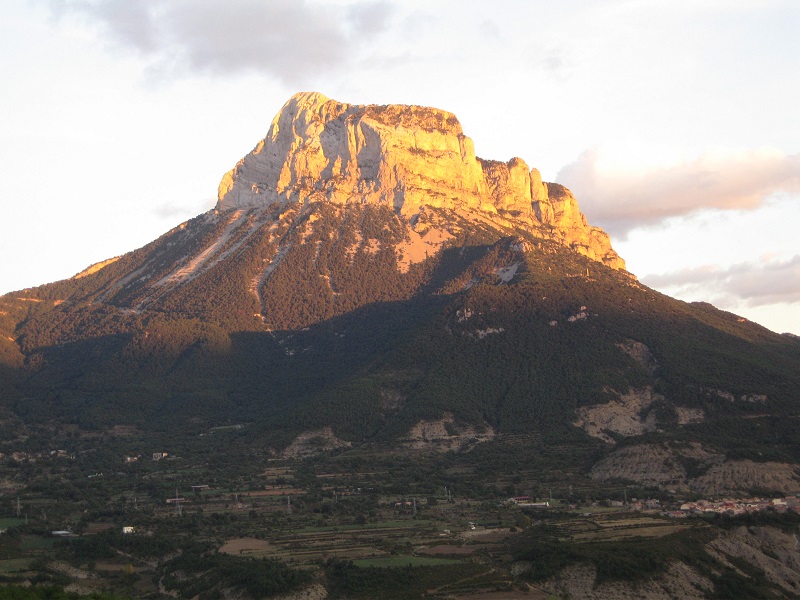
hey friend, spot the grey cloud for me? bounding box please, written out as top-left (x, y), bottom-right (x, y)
top-left (44, 0), bottom-right (394, 85)
top-left (152, 202), bottom-right (192, 219)
top-left (557, 148), bottom-right (800, 238)
top-left (479, 19), bottom-right (501, 41)
top-left (643, 266), bottom-right (723, 288)
top-left (76, 1), bottom-right (160, 52)
top-left (541, 48), bottom-right (574, 82)
top-left (153, 198), bottom-right (214, 220)
top-left (643, 255), bottom-right (800, 307)
top-left (347, 1), bottom-right (394, 37)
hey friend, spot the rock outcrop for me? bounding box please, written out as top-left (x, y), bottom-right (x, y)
top-left (573, 387), bottom-right (661, 443)
top-left (589, 443), bottom-right (722, 493)
top-left (400, 413), bottom-right (495, 452)
top-left (590, 443), bottom-right (800, 496)
top-left (216, 92), bottom-right (624, 270)
top-left (542, 526), bottom-right (800, 599)
top-left (281, 427), bottom-right (351, 459)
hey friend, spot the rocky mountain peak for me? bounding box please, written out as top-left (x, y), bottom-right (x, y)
top-left (216, 92), bottom-right (624, 270)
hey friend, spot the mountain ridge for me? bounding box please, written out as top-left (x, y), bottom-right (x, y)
top-left (0, 93), bottom-right (798, 488)
top-left (2, 93), bottom-right (800, 600)
top-left (215, 91), bottom-right (624, 270)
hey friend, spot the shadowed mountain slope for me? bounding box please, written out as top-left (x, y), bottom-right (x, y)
top-left (1, 93), bottom-right (799, 495)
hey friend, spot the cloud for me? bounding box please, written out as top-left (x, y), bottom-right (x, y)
top-left (43, 0), bottom-right (394, 85)
top-left (540, 47), bottom-right (575, 83)
top-left (643, 255), bottom-right (800, 308)
top-left (152, 200), bottom-right (209, 220)
top-left (346, 1), bottom-right (393, 36)
top-left (557, 147), bottom-right (800, 237)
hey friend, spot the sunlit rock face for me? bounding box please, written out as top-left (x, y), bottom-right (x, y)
top-left (480, 157), bottom-right (533, 215)
top-left (217, 91), bottom-right (486, 214)
top-left (217, 91), bottom-right (625, 270)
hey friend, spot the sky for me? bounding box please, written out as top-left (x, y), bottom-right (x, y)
top-left (1, 0), bottom-right (799, 334)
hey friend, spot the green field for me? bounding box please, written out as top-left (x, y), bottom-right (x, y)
top-left (0, 558), bottom-right (34, 575)
top-left (0, 518), bottom-right (25, 529)
top-left (20, 536), bottom-right (55, 551)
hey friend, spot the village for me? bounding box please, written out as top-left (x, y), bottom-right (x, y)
top-left (670, 496), bottom-right (800, 518)
top-left (3, 427), bottom-right (800, 600)
top-left (5, 446), bottom-right (800, 524)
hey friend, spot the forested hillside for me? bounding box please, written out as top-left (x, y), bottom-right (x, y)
top-left (1, 203), bottom-right (798, 465)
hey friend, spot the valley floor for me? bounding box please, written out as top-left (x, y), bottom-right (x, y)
top-left (2, 427), bottom-right (800, 599)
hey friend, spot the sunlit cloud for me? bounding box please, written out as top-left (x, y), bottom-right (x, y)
top-left (643, 255), bottom-right (800, 308)
top-left (557, 147), bottom-right (800, 238)
top-left (42, 0), bottom-right (394, 85)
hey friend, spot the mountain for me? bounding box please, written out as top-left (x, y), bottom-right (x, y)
top-left (2, 92), bottom-right (800, 497)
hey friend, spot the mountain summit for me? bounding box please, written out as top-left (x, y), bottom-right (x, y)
top-left (2, 93), bottom-right (800, 599)
top-left (217, 92), bottom-right (624, 270)
top-left (1, 92), bottom-right (798, 501)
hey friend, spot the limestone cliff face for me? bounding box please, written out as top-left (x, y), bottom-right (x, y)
top-left (542, 183), bottom-right (625, 268)
top-left (217, 92), bottom-right (624, 270)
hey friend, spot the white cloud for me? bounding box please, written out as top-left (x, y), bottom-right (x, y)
top-left (42, 0), bottom-right (394, 85)
top-left (557, 147), bottom-right (800, 237)
top-left (643, 255), bottom-right (800, 308)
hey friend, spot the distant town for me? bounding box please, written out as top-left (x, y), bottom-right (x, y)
top-left (4, 447), bottom-right (800, 518)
